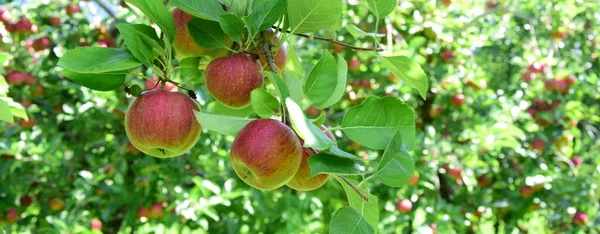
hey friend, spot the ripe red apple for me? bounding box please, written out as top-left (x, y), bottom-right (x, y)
top-left (6, 208), bottom-right (18, 223)
top-left (91, 218), bottom-right (102, 231)
top-left (255, 29), bottom-right (286, 71)
top-left (361, 79), bottom-right (372, 89)
top-left (531, 139), bottom-right (545, 151)
top-left (49, 198), bottom-right (65, 211)
top-left (6, 71), bottom-right (24, 85)
top-left (48, 16), bottom-right (60, 27)
top-left (19, 195), bottom-right (32, 207)
top-left (477, 176), bottom-right (491, 187)
top-left (14, 19), bottom-right (33, 33)
top-left (205, 54), bottom-right (263, 108)
top-left (407, 174), bottom-right (419, 186)
top-left (125, 89), bottom-right (202, 158)
top-left (145, 77), bottom-right (178, 91)
top-left (287, 126), bottom-right (335, 191)
top-left (441, 50), bottom-right (454, 61)
top-left (137, 207), bottom-right (149, 218)
top-left (448, 168), bottom-right (462, 180)
top-left (149, 202), bottom-right (164, 218)
top-left (19, 118), bottom-right (35, 128)
top-left (572, 156), bottom-right (582, 167)
top-left (32, 37), bottom-right (51, 51)
top-left (396, 199), bottom-right (412, 213)
top-left (451, 94), bottom-right (465, 107)
top-left (172, 9), bottom-right (230, 59)
top-left (527, 63), bottom-right (546, 73)
top-left (332, 44), bottom-right (344, 53)
top-left (565, 75), bottom-right (575, 85)
top-left (521, 71), bottom-right (536, 82)
top-left (348, 59), bottom-right (360, 72)
top-left (573, 211), bottom-right (588, 226)
top-left (519, 186), bottom-right (533, 198)
top-left (66, 4), bottom-right (81, 17)
top-left (230, 119), bottom-right (302, 190)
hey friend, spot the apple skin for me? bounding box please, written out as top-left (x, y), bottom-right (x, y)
top-left (91, 218), bottom-right (102, 231)
top-left (6, 208), bottom-right (18, 223)
top-left (205, 54), bottom-right (264, 108)
top-left (348, 59), bottom-right (360, 72)
top-left (172, 9), bottom-right (230, 60)
top-left (230, 119), bottom-right (302, 190)
top-left (572, 156), bottom-right (582, 167)
top-left (66, 4), bottom-right (81, 17)
top-left (287, 126), bottom-right (335, 191)
top-left (137, 207), bottom-right (149, 218)
top-left (6, 71), bottom-right (24, 85)
top-left (32, 37), bottom-right (51, 51)
top-left (49, 198), bottom-right (65, 211)
top-left (125, 89), bottom-right (202, 158)
top-left (451, 94), bottom-right (465, 107)
top-left (573, 212), bottom-right (588, 226)
top-left (396, 199), bottom-right (412, 213)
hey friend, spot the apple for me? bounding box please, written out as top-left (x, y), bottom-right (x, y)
top-left (565, 75), bottom-right (575, 85)
top-left (66, 4), bottom-right (81, 17)
top-left (361, 79), bottom-right (372, 89)
top-left (396, 199), bottom-right (412, 213)
top-left (306, 106), bottom-right (320, 117)
top-left (332, 43), bottom-right (344, 53)
top-left (466, 79), bottom-right (487, 90)
top-left (14, 19), bottom-right (34, 33)
top-left (172, 9), bottom-right (230, 59)
top-left (429, 105), bottom-right (443, 117)
top-left (6, 208), bottom-right (18, 223)
top-left (407, 174), bottom-right (419, 186)
top-left (19, 195), bottom-right (32, 207)
top-left (32, 37), bottom-right (51, 51)
top-left (125, 89), bottom-right (201, 158)
top-left (572, 156), bottom-right (582, 167)
top-left (0, 8), bottom-right (10, 23)
top-left (137, 207), bottom-right (149, 218)
top-left (149, 202), bottom-right (164, 218)
top-left (441, 0), bottom-right (453, 6)
top-left (527, 63), bottom-right (546, 73)
top-left (441, 50), bottom-right (454, 61)
top-left (205, 54), bottom-right (264, 108)
top-left (91, 218), bottom-right (102, 231)
top-left (531, 139), bottom-right (545, 151)
top-left (521, 71), bottom-right (536, 82)
top-left (102, 164), bottom-right (116, 175)
top-left (19, 118), bottom-right (35, 128)
top-left (287, 126), bottom-right (335, 191)
top-left (97, 37), bottom-right (116, 48)
top-left (451, 94), bottom-right (465, 107)
top-left (519, 186), bottom-right (533, 198)
top-left (255, 29), bottom-right (286, 71)
top-left (448, 168), bottom-right (462, 180)
top-left (49, 198), bottom-right (65, 211)
top-left (145, 77), bottom-right (178, 92)
top-left (486, 1), bottom-right (498, 8)
top-left (573, 211), bottom-right (588, 226)
top-left (6, 71), bottom-right (24, 85)
top-left (477, 176), bottom-right (491, 187)
top-left (48, 16), bottom-right (60, 27)
top-left (230, 119), bottom-right (302, 190)
top-left (348, 59), bottom-right (360, 72)
top-left (551, 31), bottom-right (567, 40)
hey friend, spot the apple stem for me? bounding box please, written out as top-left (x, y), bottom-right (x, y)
top-left (271, 26), bottom-right (383, 52)
top-left (338, 176), bottom-right (369, 202)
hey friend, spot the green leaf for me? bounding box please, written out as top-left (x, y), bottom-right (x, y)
top-left (3, 98), bottom-right (28, 120)
top-left (285, 44), bottom-right (304, 79)
top-left (188, 18), bottom-right (228, 50)
top-left (286, 98), bottom-right (335, 150)
top-left (312, 113), bottom-right (326, 126)
top-left (179, 57), bottom-right (201, 78)
top-left (213, 102), bottom-right (255, 117)
top-left (116, 23), bottom-right (160, 67)
top-left (217, 13), bottom-right (246, 42)
top-left (325, 146), bottom-right (362, 161)
top-left (308, 153), bottom-right (367, 177)
top-left (0, 52), bottom-right (12, 65)
top-left (250, 88), bottom-right (280, 118)
top-left (287, 0), bottom-right (343, 34)
top-left (329, 207), bottom-right (375, 234)
top-left (194, 111), bottom-right (255, 135)
top-left (262, 71), bottom-right (289, 105)
top-left (58, 47), bottom-right (142, 74)
top-left (313, 54), bottom-right (347, 109)
top-left (0, 98), bottom-right (14, 123)
top-left (374, 131), bottom-right (414, 187)
top-left (345, 24), bottom-right (385, 39)
top-left (341, 96), bottom-right (415, 150)
top-left (0, 75), bottom-right (8, 93)
top-left (337, 177), bottom-right (379, 229)
top-left (380, 55), bottom-right (428, 100)
top-left (304, 51), bottom-right (338, 104)
top-left (366, 0), bottom-right (397, 18)
top-left (61, 70), bottom-right (127, 91)
top-left (170, 0), bottom-right (225, 21)
top-left (283, 72), bottom-right (304, 104)
top-left (221, 0), bottom-right (250, 17)
top-left (244, 0), bottom-right (287, 36)
top-left (126, 0), bottom-right (175, 41)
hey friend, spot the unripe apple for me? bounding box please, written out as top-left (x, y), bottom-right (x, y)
top-left (20, 118), bottom-right (35, 128)
top-left (348, 59), bottom-right (360, 72)
top-left (287, 126), bottom-right (335, 191)
top-left (66, 4), bottom-right (81, 17)
top-left (172, 9), bottom-right (230, 59)
top-left (521, 71), bottom-right (536, 81)
top-left (332, 43), bottom-right (344, 53)
top-left (451, 94), bottom-right (465, 107)
top-left (519, 186), bottom-right (533, 198)
top-left (48, 16), bottom-right (60, 27)
top-left (91, 218), bottom-right (102, 231)
top-left (255, 29), bottom-right (286, 71)
top-left (125, 89), bottom-right (202, 158)
top-left (6, 208), bottom-right (18, 223)
top-left (49, 198), bottom-right (64, 211)
top-left (531, 139), bottom-right (544, 151)
top-left (137, 207), bottom-right (149, 218)
top-left (32, 37), bottom-right (51, 51)
top-left (149, 202), bottom-right (164, 218)
top-left (396, 199), bottom-right (412, 213)
top-left (19, 195), bottom-right (32, 207)
top-left (230, 119), bottom-right (302, 190)
top-left (145, 77), bottom-right (178, 92)
top-left (572, 211), bottom-right (588, 226)
top-left (205, 54), bottom-right (263, 108)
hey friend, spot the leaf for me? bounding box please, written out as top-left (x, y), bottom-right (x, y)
top-left (262, 71), bottom-right (289, 105)
top-left (337, 177), bottom-right (379, 229)
top-left (325, 146), bottom-right (362, 161)
top-left (116, 23), bottom-right (160, 66)
top-left (304, 51), bottom-right (337, 104)
top-left (187, 18), bottom-right (228, 50)
top-left (213, 102), bottom-right (255, 117)
top-left (380, 56), bottom-right (428, 100)
top-left (308, 153), bottom-right (367, 177)
top-left (250, 88), bottom-right (280, 118)
top-left (194, 111), bottom-right (255, 135)
top-left (374, 131), bottom-right (414, 187)
top-left (221, 0), bottom-right (250, 17)
top-left (285, 44), bottom-right (303, 79)
top-left (0, 98), bottom-right (13, 123)
top-left (58, 47), bottom-right (142, 74)
top-left (170, 0), bottom-right (225, 21)
top-left (244, 0), bottom-right (287, 36)
top-left (313, 54), bottom-right (347, 109)
top-left (0, 52), bottom-right (12, 64)
top-left (179, 57), bottom-right (201, 78)
top-left (286, 98), bottom-right (335, 150)
top-left (126, 0), bottom-right (175, 41)
top-left (283, 72), bottom-right (304, 104)
top-left (217, 13), bottom-right (246, 42)
top-left (287, 0), bottom-right (343, 34)
top-left (341, 96), bottom-right (415, 150)
top-left (61, 70), bottom-right (127, 91)
top-left (0, 75), bottom-right (8, 93)
top-left (329, 207), bottom-right (374, 234)
top-left (366, 0), bottom-right (397, 18)
top-left (345, 24), bottom-right (385, 39)
top-left (4, 98), bottom-right (28, 120)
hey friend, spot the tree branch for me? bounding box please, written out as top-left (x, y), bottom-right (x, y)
top-left (260, 30), bottom-right (290, 125)
top-left (93, 0), bottom-right (116, 18)
top-left (271, 26), bottom-right (383, 52)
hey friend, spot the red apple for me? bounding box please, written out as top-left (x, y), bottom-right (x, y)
top-left (19, 195), bottom-right (32, 207)
top-left (519, 186), bottom-right (533, 198)
top-left (573, 211), bottom-right (588, 226)
top-left (521, 71), bottom-right (536, 82)
top-left (49, 198), bottom-right (65, 211)
top-left (348, 59), bottom-right (360, 72)
top-left (125, 89), bottom-right (202, 158)
top-left (48, 16), bottom-right (60, 27)
top-left (32, 37), bottom-right (51, 51)
top-left (230, 119), bottom-right (302, 190)
top-left (137, 207), bottom-right (149, 218)
top-left (396, 199), bottom-right (412, 213)
top-left (332, 44), bottom-right (344, 53)
top-left (287, 126), bottom-right (335, 191)
top-left (149, 202), bottom-right (164, 218)
top-left (441, 50), bottom-right (454, 61)
top-left (306, 106), bottom-right (320, 117)
top-left (486, 1), bottom-right (498, 8)
top-left (407, 174), bottom-right (419, 186)
top-left (477, 176), bottom-right (491, 187)
top-left (66, 4), bottom-right (81, 17)
top-left (527, 63), bottom-right (546, 73)
top-left (451, 94), bottom-right (465, 107)
top-left (572, 156), bottom-right (582, 167)
top-left (448, 168), bottom-right (462, 180)
top-left (531, 139), bottom-right (545, 151)
top-left (205, 54), bottom-right (263, 108)
top-left (6, 71), bottom-right (24, 85)
top-left (14, 19), bottom-right (33, 33)
top-left (19, 118), bottom-right (35, 128)
top-left (6, 208), bottom-right (18, 223)
top-left (91, 218), bottom-right (102, 231)
top-left (565, 75), bottom-right (575, 85)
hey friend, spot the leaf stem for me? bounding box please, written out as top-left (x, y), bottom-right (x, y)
top-left (338, 176), bottom-right (369, 202)
top-left (271, 26), bottom-right (383, 52)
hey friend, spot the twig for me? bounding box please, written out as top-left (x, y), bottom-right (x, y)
top-left (338, 176), bottom-right (370, 202)
top-left (260, 31), bottom-right (289, 124)
top-left (271, 26), bottom-right (384, 52)
top-left (93, 0), bottom-right (116, 18)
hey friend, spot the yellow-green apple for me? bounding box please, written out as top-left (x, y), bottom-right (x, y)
top-left (172, 9), bottom-right (230, 60)
top-left (125, 89), bottom-right (202, 158)
top-left (91, 218), bottom-right (102, 231)
top-left (287, 126), bottom-right (335, 191)
top-left (230, 119), bottom-right (302, 190)
top-left (205, 54), bottom-right (263, 108)
top-left (6, 208), bottom-right (18, 223)
top-left (49, 198), bottom-right (64, 211)
top-left (396, 199), bottom-right (412, 213)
